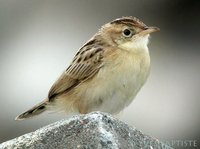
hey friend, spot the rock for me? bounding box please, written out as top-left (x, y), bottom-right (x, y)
top-left (0, 112), bottom-right (173, 149)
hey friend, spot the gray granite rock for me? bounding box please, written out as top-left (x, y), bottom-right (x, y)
top-left (0, 112), bottom-right (173, 149)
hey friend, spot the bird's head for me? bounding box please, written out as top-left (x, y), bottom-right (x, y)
top-left (99, 16), bottom-right (159, 53)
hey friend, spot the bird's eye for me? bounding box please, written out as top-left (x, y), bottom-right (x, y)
top-left (122, 28), bottom-right (133, 37)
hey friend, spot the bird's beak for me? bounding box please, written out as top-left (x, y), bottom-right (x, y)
top-left (139, 26), bottom-right (160, 35)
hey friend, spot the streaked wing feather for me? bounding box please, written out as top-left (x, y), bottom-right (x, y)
top-left (48, 39), bottom-right (104, 101)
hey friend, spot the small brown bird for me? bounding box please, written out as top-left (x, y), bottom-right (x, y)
top-left (15, 16), bottom-right (159, 120)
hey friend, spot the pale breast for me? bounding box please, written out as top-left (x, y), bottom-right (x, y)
top-left (78, 50), bottom-right (150, 114)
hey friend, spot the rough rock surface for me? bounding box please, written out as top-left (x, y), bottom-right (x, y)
top-left (0, 112), bottom-right (173, 149)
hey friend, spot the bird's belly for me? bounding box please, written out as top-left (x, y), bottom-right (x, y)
top-left (82, 60), bottom-right (149, 114)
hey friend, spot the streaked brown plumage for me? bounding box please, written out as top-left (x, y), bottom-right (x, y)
top-left (16, 16), bottom-right (159, 120)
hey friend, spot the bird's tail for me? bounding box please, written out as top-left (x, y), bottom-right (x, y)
top-left (15, 100), bottom-right (48, 120)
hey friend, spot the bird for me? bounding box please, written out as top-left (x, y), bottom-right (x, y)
top-left (15, 16), bottom-right (159, 120)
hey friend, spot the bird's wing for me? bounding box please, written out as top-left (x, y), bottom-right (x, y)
top-left (48, 39), bottom-right (104, 101)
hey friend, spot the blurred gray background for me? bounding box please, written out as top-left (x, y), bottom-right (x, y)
top-left (0, 0), bottom-right (200, 148)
